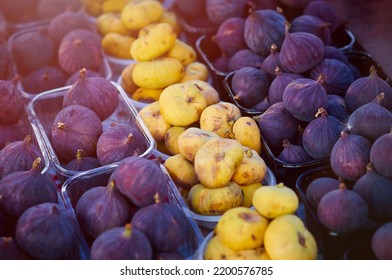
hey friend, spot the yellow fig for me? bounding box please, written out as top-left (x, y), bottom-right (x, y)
top-left (252, 183), bottom-right (299, 219)
top-left (180, 62), bottom-right (209, 83)
top-left (120, 62), bottom-right (138, 95)
top-left (200, 102), bottom-right (242, 138)
top-left (138, 101), bottom-right (171, 142)
top-left (131, 87), bottom-right (162, 102)
top-left (231, 148), bottom-right (267, 186)
top-left (177, 127), bottom-right (218, 162)
top-left (163, 154), bottom-right (198, 189)
top-left (158, 9), bottom-right (181, 34)
top-left (194, 137), bottom-right (244, 189)
top-left (204, 235), bottom-right (237, 260)
top-left (96, 13), bottom-right (132, 36)
top-left (101, 32), bottom-right (135, 59)
top-left (164, 126), bottom-right (187, 155)
top-left (166, 39), bottom-right (197, 66)
top-left (264, 214), bottom-right (317, 260)
top-left (187, 182), bottom-right (243, 215)
top-left (121, 0), bottom-right (163, 31)
top-left (101, 0), bottom-right (130, 13)
top-left (215, 207), bottom-right (269, 251)
top-left (184, 80), bottom-right (219, 106)
top-left (241, 182), bottom-right (262, 207)
top-left (232, 116), bottom-right (262, 154)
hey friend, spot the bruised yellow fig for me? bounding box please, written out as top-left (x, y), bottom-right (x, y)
top-left (215, 207), bottom-right (269, 251)
top-left (232, 116), bottom-right (262, 154)
top-left (183, 80), bottom-right (219, 106)
top-left (231, 148), bottom-right (267, 186)
top-left (163, 154), bottom-right (198, 189)
top-left (164, 126), bottom-right (187, 155)
top-left (194, 137), bottom-right (244, 189)
top-left (241, 182), bottom-right (262, 207)
top-left (138, 101), bottom-right (171, 142)
top-left (187, 182), bottom-right (243, 215)
top-left (252, 183), bottom-right (299, 219)
top-left (200, 102), bottom-right (242, 138)
top-left (181, 62), bottom-right (209, 83)
top-left (120, 62), bottom-right (138, 95)
top-left (177, 127), bottom-right (219, 162)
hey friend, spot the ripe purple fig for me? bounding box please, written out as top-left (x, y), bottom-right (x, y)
top-left (90, 223), bottom-right (153, 260)
top-left (0, 123), bottom-right (24, 149)
top-left (0, 135), bottom-right (44, 179)
top-left (62, 68), bottom-right (119, 120)
top-left (290, 14), bottom-right (331, 45)
top-left (371, 222), bottom-right (392, 260)
top-left (96, 123), bottom-right (148, 166)
top-left (325, 94), bottom-right (350, 123)
top-left (370, 130), bottom-right (392, 178)
top-left (303, 0), bottom-right (340, 33)
top-left (0, 237), bottom-right (29, 260)
top-left (0, 158), bottom-right (58, 219)
top-left (75, 180), bottom-right (131, 240)
top-left (282, 75), bottom-right (328, 122)
top-left (20, 66), bottom-right (67, 94)
top-left (205, 0), bottom-right (246, 26)
top-left (280, 23), bottom-right (325, 74)
top-left (58, 29), bottom-right (103, 75)
top-left (213, 17), bottom-right (246, 56)
top-left (0, 77), bottom-right (24, 125)
top-left (51, 105), bottom-right (103, 162)
top-left (15, 202), bottom-right (79, 260)
top-left (277, 139), bottom-right (312, 164)
top-left (227, 49), bottom-right (265, 72)
top-left (305, 176), bottom-right (340, 209)
top-left (64, 149), bottom-right (100, 171)
top-left (260, 44), bottom-right (285, 81)
top-left (268, 67), bottom-right (302, 104)
top-left (323, 46), bottom-right (349, 65)
top-left (131, 194), bottom-right (189, 252)
top-left (111, 157), bottom-right (169, 208)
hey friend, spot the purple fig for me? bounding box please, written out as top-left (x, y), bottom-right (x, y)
top-left (0, 237), bottom-right (29, 260)
top-left (0, 77), bottom-right (24, 125)
top-left (64, 149), bottom-right (100, 171)
top-left (21, 66), bottom-right (67, 94)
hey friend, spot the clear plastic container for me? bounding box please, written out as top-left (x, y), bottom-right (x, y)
top-left (7, 25), bottom-right (112, 101)
top-left (188, 167), bottom-right (277, 230)
top-left (61, 163), bottom-right (204, 260)
top-left (27, 82), bottom-right (156, 181)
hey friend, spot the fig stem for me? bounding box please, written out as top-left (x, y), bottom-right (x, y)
top-left (276, 182), bottom-right (285, 188)
top-left (76, 149), bottom-right (86, 160)
top-left (315, 107), bottom-right (327, 118)
top-left (282, 139), bottom-right (290, 147)
top-left (153, 193), bottom-right (160, 204)
top-left (369, 65), bottom-right (377, 76)
top-left (338, 182), bottom-right (347, 191)
top-left (376, 92), bottom-right (385, 103)
top-left (57, 122), bottom-right (66, 130)
top-left (127, 133), bottom-right (134, 142)
top-left (123, 223), bottom-right (132, 238)
top-left (225, 129), bottom-right (235, 139)
top-left (31, 157), bottom-right (42, 170)
top-left (23, 135), bottom-right (32, 144)
top-left (274, 66), bottom-right (281, 75)
top-left (245, 148), bottom-right (253, 157)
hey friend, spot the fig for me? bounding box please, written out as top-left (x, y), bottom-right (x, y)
top-left (131, 194), bottom-right (189, 252)
top-left (227, 48), bottom-right (265, 72)
top-left (323, 46), bottom-right (349, 65)
top-left (37, 0), bottom-right (82, 19)
top-left (326, 94), bottom-right (350, 123)
top-left (303, 0), bottom-right (340, 33)
top-left (63, 68), bottom-right (119, 120)
top-left (277, 139), bottom-right (312, 164)
top-left (0, 135), bottom-right (43, 179)
top-left (205, 0), bottom-right (246, 26)
top-left (244, 9), bottom-right (286, 56)
top-left (75, 180), bottom-right (131, 239)
top-left (256, 102), bottom-right (300, 147)
top-left (0, 158), bottom-right (58, 219)
top-left (0, 77), bottom-right (24, 125)
top-left (111, 157), bottom-right (168, 208)
top-left (347, 93), bottom-right (392, 142)
top-left (290, 14), bottom-right (331, 45)
top-left (51, 105), bottom-right (103, 162)
top-left (64, 149), bottom-right (100, 172)
top-left (20, 66), bottom-right (68, 94)
top-left (371, 222), bottom-right (392, 260)
top-left (0, 0), bottom-right (39, 23)
top-left (213, 17), bottom-right (246, 56)
top-left (330, 131), bottom-right (372, 182)
top-left (213, 54), bottom-right (230, 73)
top-left (353, 163), bottom-right (392, 221)
top-left (90, 223), bottom-right (153, 260)
top-left (96, 123), bottom-right (147, 166)
top-left (280, 24), bottom-right (325, 74)
top-left (345, 65), bottom-right (392, 112)
top-left (0, 43), bottom-right (16, 80)
top-left (268, 67), bottom-right (302, 104)
top-left (58, 29), bottom-right (103, 75)
top-left (302, 108), bottom-right (344, 159)
top-left (65, 69), bottom-right (102, 86)
top-left (251, 97), bottom-right (270, 112)
top-left (305, 176), bottom-right (340, 209)
top-left (231, 148), bottom-right (267, 186)
top-left (282, 75), bottom-right (328, 122)
top-left (10, 28), bottom-right (55, 76)
top-left (15, 202), bottom-right (79, 260)
top-left (231, 67), bottom-right (269, 108)
top-left (317, 183), bottom-right (369, 233)
top-left (47, 10), bottom-right (94, 47)
top-left (260, 44), bottom-right (285, 81)
top-left (0, 237), bottom-right (28, 260)
top-left (370, 130), bottom-right (392, 178)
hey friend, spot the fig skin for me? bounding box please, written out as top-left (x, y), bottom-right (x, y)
top-left (90, 224), bottom-right (153, 260)
top-left (370, 130), bottom-right (392, 178)
top-left (277, 139), bottom-right (312, 164)
top-left (326, 94), bottom-right (350, 123)
top-left (20, 66), bottom-right (68, 94)
top-left (15, 202), bottom-right (79, 260)
top-left (0, 135), bottom-right (44, 179)
top-left (75, 180), bottom-right (131, 239)
top-left (64, 149), bottom-right (100, 172)
top-left (0, 237), bottom-right (29, 260)
top-left (213, 17), bottom-right (247, 56)
top-left (323, 46), bottom-right (349, 65)
top-left (62, 68), bottom-right (119, 121)
top-left (131, 194), bottom-right (189, 252)
top-left (111, 157), bottom-right (169, 208)
top-left (305, 177), bottom-right (340, 209)
top-left (51, 105), bottom-right (103, 162)
top-left (260, 44), bottom-right (285, 81)
top-left (96, 123), bottom-right (148, 166)
top-left (58, 29), bottom-right (103, 75)
top-left (0, 158), bottom-right (58, 219)
top-left (371, 222), bottom-right (392, 260)
top-left (227, 49), bottom-right (265, 72)
top-left (0, 123), bottom-right (24, 149)
top-left (268, 67), bottom-right (302, 105)
top-left (0, 77), bottom-right (24, 125)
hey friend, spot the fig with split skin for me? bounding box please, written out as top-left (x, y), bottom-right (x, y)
top-left (0, 158), bottom-right (58, 219)
top-left (90, 223), bottom-right (153, 260)
top-left (51, 105), bottom-right (103, 162)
